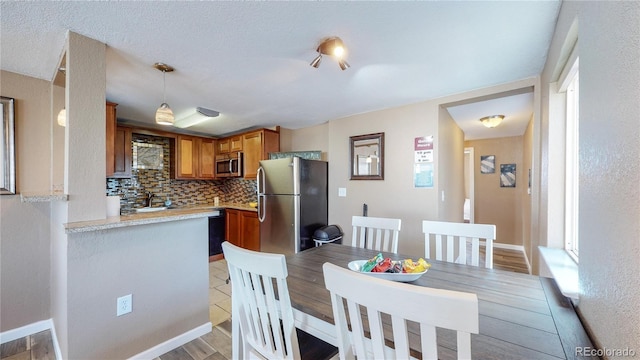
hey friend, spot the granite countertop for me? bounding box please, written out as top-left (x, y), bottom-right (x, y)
top-left (64, 202), bottom-right (258, 234)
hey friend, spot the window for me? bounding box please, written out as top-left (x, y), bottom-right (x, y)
top-left (560, 57), bottom-right (579, 260)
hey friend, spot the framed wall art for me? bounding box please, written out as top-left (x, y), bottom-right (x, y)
top-left (500, 163), bottom-right (516, 188)
top-left (0, 96), bottom-right (16, 195)
top-left (480, 155), bottom-right (495, 174)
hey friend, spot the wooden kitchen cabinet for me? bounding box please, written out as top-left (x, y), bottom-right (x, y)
top-left (240, 211), bottom-right (260, 251)
top-left (230, 136), bottom-right (243, 152)
top-left (111, 126), bottom-right (132, 178)
top-left (217, 135), bottom-right (242, 154)
top-left (176, 135), bottom-right (216, 179)
top-left (199, 138), bottom-right (215, 179)
top-left (217, 138), bottom-right (230, 154)
top-left (106, 102), bottom-right (117, 176)
top-left (242, 129), bottom-right (280, 179)
top-left (106, 102), bottom-right (132, 178)
top-left (176, 135), bottom-right (197, 179)
top-left (225, 209), bottom-right (241, 247)
top-left (225, 209), bottom-right (260, 251)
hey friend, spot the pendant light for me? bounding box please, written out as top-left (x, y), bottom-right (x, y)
top-left (154, 62), bottom-right (175, 126)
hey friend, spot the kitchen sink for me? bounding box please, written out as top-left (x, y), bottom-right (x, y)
top-left (135, 207), bottom-right (168, 213)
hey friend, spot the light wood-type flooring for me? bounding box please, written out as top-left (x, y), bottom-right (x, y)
top-left (0, 247), bottom-right (528, 360)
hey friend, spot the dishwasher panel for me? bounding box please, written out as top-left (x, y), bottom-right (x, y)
top-left (208, 210), bottom-right (225, 256)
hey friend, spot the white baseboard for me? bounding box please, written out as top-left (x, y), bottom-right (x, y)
top-left (0, 319), bottom-right (62, 360)
top-left (492, 242), bottom-right (525, 252)
top-left (128, 322), bottom-right (212, 360)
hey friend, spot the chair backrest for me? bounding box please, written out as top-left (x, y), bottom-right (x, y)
top-left (222, 241), bottom-right (300, 359)
top-left (351, 216), bottom-right (401, 253)
top-left (422, 220), bottom-right (496, 269)
top-left (323, 263), bottom-right (479, 360)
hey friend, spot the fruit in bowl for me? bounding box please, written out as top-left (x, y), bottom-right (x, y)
top-left (249, 202), bottom-right (258, 208)
top-left (347, 253), bottom-right (431, 282)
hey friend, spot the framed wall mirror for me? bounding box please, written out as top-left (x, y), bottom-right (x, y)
top-left (350, 132), bottom-right (384, 180)
top-left (1, 96), bottom-right (16, 195)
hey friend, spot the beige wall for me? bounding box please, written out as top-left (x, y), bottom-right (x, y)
top-left (521, 117), bottom-right (533, 265)
top-left (465, 136), bottom-right (523, 246)
top-left (540, 1), bottom-right (640, 351)
top-left (2, 32), bottom-right (211, 359)
top-left (67, 219), bottom-right (209, 359)
top-left (0, 70), bottom-right (52, 332)
top-left (437, 105), bottom-right (465, 221)
top-left (290, 80), bottom-right (537, 257)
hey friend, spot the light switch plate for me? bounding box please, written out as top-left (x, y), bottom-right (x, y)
top-left (338, 188), bottom-right (347, 197)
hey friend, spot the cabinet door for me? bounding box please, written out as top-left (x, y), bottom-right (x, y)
top-left (230, 136), bottom-right (243, 152)
top-left (106, 102), bottom-right (117, 177)
top-left (225, 209), bottom-right (241, 247)
top-left (177, 135), bottom-right (198, 179)
top-left (218, 138), bottom-right (230, 154)
top-left (111, 126), bottom-right (132, 178)
top-left (199, 138), bottom-right (215, 179)
top-left (242, 131), bottom-right (263, 179)
top-left (240, 211), bottom-right (260, 251)
top-left (243, 130), bottom-right (280, 179)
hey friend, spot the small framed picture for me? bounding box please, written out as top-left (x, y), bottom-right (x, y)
top-left (480, 155), bottom-right (495, 174)
top-left (500, 164), bottom-right (516, 187)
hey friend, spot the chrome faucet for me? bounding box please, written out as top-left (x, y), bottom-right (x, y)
top-left (146, 192), bottom-right (155, 207)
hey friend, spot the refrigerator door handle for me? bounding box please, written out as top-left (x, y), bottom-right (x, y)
top-left (257, 166), bottom-right (266, 222)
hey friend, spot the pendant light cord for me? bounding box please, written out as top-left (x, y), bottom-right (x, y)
top-left (162, 70), bottom-right (167, 103)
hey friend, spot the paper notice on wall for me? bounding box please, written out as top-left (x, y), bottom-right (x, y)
top-left (414, 135), bottom-right (434, 163)
top-left (414, 136), bottom-right (434, 188)
top-left (414, 163), bottom-right (434, 188)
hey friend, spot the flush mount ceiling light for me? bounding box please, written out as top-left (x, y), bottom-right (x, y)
top-left (154, 62), bottom-right (175, 126)
top-left (174, 107), bottom-right (220, 129)
top-left (479, 115), bottom-right (505, 128)
top-left (310, 36), bottom-right (350, 70)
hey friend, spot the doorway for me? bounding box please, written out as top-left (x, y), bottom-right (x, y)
top-left (464, 147), bottom-right (474, 223)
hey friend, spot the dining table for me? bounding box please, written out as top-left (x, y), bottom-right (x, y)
top-left (284, 244), bottom-right (595, 360)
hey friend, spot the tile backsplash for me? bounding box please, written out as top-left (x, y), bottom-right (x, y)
top-left (106, 133), bottom-right (256, 213)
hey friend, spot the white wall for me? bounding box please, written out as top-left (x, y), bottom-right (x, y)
top-left (541, 1), bottom-right (640, 352)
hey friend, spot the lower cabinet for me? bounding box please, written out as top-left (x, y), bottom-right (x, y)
top-left (225, 209), bottom-right (260, 251)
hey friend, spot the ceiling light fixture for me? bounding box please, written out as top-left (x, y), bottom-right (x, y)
top-left (57, 66), bottom-right (66, 127)
top-left (310, 37), bottom-right (350, 70)
top-left (174, 107), bottom-right (220, 129)
top-left (154, 62), bottom-right (175, 126)
top-left (57, 108), bottom-right (66, 127)
top-left (479, 115), bottom-right (505, 128)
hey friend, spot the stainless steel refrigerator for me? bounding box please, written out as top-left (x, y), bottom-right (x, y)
top-left (257, 157), bottom-right (328, 255)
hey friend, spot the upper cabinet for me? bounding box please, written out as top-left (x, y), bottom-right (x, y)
top-left (242, 129), bottom-right (280, 179)
top-left (106, 102), bottom-right (132, 178)
top-left (175, 135), bottom-right (216, 180)
top-left (217, 135), bottom-right (242, 154)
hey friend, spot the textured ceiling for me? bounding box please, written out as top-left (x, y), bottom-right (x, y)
top-left (0, 1), bottom-right (560, 138)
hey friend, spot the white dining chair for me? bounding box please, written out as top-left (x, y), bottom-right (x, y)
top-left (351, 215), bottom-right (401, 253)
top-left (222, 242), bottom-right (338, 360)
top-left (323, 262), bottom-right (479, 360)
top-left (422, 220), bottom-right (497, 269)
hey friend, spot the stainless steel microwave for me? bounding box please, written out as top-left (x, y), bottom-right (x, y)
top-left (215, 152), bottom-right (243, 178)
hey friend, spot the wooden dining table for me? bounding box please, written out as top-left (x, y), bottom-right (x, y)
top-left (285, 244), bottom-right (595, 360)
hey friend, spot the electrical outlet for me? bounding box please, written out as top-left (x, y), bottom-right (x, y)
top-left (117, 294), bottom-right (132, 316)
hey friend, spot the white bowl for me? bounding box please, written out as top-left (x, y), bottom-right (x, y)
top-left (347, 260), bottom-right (428, 282)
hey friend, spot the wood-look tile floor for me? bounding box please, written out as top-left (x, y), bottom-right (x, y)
top-left (1, 246), bottom-right (528, 360)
